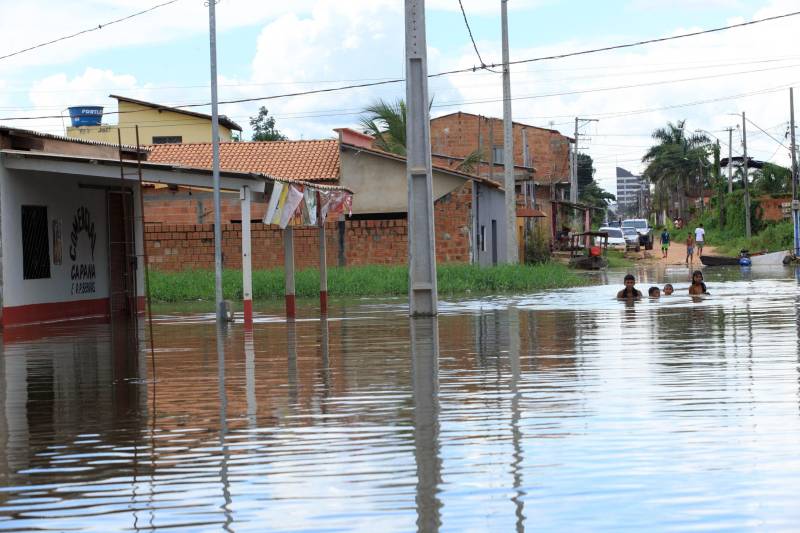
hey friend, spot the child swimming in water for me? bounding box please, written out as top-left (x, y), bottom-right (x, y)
top-left (648, 286), bottom-right (661, 298)
top-left (663, 283), bottom-right (674, 295)
top-left (617, 274), bottom-right (642, 299)
top-left (688, 270), bottom-right (709, 295)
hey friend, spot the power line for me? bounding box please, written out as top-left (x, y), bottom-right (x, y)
top-left (744, 116), bottom-right (790, 150)
top-left (0, 0), bottom-right (181, 62)
top-left (431, 9), bottom-right (800, 77)
top-left (3, 9), bottom-right (799, 122)
top-left (457, 0), bottom-right (500, 74)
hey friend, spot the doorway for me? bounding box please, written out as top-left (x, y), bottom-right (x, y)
top-left (107, 190), bottom-right (137, 320)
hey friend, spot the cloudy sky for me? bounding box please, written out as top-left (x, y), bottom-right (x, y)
top-left (1, 0), bottom-right (798, 193)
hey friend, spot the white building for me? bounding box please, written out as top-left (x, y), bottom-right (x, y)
top-left (616, 167), bottom-right (646, 215)
top-left (0, 127), bottom-right (267, 328)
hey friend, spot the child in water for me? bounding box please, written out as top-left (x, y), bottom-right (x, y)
top-left (688, 270), bottom-right (709, 295)
top-left (617, 274), bottom-right (642, 299)
top-left (648, 286), bottom-right (661, 298)
top-left (663, 283), bottom-right (674, 295)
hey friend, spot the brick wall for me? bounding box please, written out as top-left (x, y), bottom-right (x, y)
top-left (758, 195), bottom-right (792, 222)
top-left (430, 112), bottom-right (571, 185)
top-left (144, 182), bottom-right (474, 270)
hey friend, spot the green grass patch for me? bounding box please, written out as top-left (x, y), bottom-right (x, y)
top-left (148, 262), bottom-right (590, 302)
top-left (606, 250), bottom-right (634, 268)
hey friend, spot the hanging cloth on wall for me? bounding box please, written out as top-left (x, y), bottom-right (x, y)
top-left (262, 181), bottom-right (284, 224)
top-left (301, 188), bottom-right (318, 226)
top-left (279, 185), bottom-right (304, 229)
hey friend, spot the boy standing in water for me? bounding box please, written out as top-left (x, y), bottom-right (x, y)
top-left (617, 274), bottom-right (642, 299)
top-left (686, 233), bottom-right (695, 266)
top-left (660, 228), bottom-right (670, 259)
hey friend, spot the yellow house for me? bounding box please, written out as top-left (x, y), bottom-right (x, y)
top-left (65, 94), bottom-right (242, 146)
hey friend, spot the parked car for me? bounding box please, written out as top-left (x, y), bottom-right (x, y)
top-left (622, 218), bottom-right (653, 250)
top-left (596, 227), bottom-right (626, 250)
top-left (621, 226), bottom-right (641, 251)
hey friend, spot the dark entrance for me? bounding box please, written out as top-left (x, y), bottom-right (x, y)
top-left (491, 219), bottom-right (498, 266)
top-left (107, 191), bottom-right (137, 320)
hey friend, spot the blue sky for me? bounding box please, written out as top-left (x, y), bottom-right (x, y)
top-left (0, 0), bottom-right (796, 192)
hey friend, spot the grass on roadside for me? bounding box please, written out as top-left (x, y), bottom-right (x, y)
top-left (606, 250), bottom-right (634, 268)
top-left (148, 262), bottom-right (591, 302)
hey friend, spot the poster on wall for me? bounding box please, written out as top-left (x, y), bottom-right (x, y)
top-left (69, 207), bottom-right (96, 296)
top-left (52, 219), bottom-right (62, 266)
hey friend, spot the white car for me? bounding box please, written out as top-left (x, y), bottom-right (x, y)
top-left (596, 227), bottom-right (626, 250)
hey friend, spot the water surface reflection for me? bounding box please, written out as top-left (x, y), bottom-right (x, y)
top-left (1, 271), bottom-right (800, 531)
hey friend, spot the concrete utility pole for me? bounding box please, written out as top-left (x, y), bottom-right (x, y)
top-left (208, 0), bottom-right (225, 324)
top-left (742, 111), bottom-right (751, 239)
top-left (726, 127), bottom-right (734, 194)
top-left (571, 118), bottom-right (579, 205)
top-left (501, 0), bottom-right (517, 263)
top-left (405, 0), bottom-right (438, 316)
top-left (790, 88), bottom-right (799, 256)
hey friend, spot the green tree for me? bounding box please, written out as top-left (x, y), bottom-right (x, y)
top-left (642, 120), bottom-right (709, 219)
top-left (359, 98), bottom-right (482, 172)
top-left (752, 162), bottom-right (791, 196)
top-left (250, 106), bottom-right (287, 141)
top-left (577, 152), bottom-right (594, 194)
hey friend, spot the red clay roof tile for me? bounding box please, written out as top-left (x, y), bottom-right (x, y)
top-left (147, 140), bottom-right (340, 182)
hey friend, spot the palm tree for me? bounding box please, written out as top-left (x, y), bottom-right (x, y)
top-left (359, 99), bottom-right (408, 155)
top-left (642, 120), bottom-right (710, 219)
top-left (359, 98), bottom-right (483, 172)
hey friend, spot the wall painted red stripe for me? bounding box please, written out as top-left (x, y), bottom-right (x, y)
top-left (3, 298), bottom-right (110, 327)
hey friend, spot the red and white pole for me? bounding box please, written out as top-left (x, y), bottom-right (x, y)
top-left (284, 226), bottom-right (296, 320)
top-left (241, 185), bottom-right (253, 326)
top-left (317, 192), bottom-right (328, 315)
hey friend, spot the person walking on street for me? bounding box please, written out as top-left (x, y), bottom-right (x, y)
top-left (660, 228), bottom-right (670, 259)
top-left (686, 233), bottom-right (695, 267)
top-left (694, 224), bottom-right (705, 257)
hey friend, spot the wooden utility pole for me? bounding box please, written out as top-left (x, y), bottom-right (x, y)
top-left (501, 0), bottom-right (517, 263)
top-left (405, 0), bottom-right (438, 316)
top-left (790, 88), bottom-right (799, 256)
top-left (742, 112), bottom-right (751, 239)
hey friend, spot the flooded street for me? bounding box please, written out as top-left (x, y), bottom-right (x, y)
top-left (2, 267), bottom-right (800, 531)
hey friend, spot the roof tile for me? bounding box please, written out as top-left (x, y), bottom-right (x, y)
top-left (147, 140), bottom-right (340, 182)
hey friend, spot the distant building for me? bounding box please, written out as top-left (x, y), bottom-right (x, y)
top-left (66, 94), bottom-right (242, 146)
top-left (616, 167), bottom-right (647, 216)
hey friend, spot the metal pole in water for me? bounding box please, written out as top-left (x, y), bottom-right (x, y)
top-left (240, 186), bottom-right (253, 326)
top-left (208, 0), bottom-right (225, 324)
top-left (405, 0), bottom-right (438, 316)
top-left (789, 88), bottom-right (799, 256)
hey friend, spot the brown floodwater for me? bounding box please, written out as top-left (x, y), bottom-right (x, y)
top-left (1, 266), bottom-right (800, 531)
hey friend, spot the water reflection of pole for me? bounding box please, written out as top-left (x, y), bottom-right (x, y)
top-left (508, 308), bottom-right (526, 532)
top-left (245, 330), bottom-right (257, 428)
top-left (287, 321), bottom-right (298, 407)
top-left (411, 317), bottom-right (442, 532)
top-left (319, 317), bottom-right (331, 409)
top-left (216, 325), bottom-right (233, 532)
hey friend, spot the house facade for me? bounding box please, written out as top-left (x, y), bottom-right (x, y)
top-left (66, 94), bottom-right (242, 147)
top-left (0, 127), bottom-right (270, 328)
top-left (143, 129), bottom-right (507, 269)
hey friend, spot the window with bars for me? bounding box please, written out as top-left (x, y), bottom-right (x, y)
top-left (22, 205), bottom-right (51, 280)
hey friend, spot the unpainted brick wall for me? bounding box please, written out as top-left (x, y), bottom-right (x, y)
top-left (144, 182), bottom-right (474, 270)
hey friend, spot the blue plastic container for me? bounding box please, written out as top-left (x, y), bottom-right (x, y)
top-left (738, 257), bottom-right (752, 267)
top-left (67, 106), bottom-right (103, 127)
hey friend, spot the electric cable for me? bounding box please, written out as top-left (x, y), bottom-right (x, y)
top-left (457, 0), bottom-right (501, 74)
top-left (0, 0), bottom-right (181, 62)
